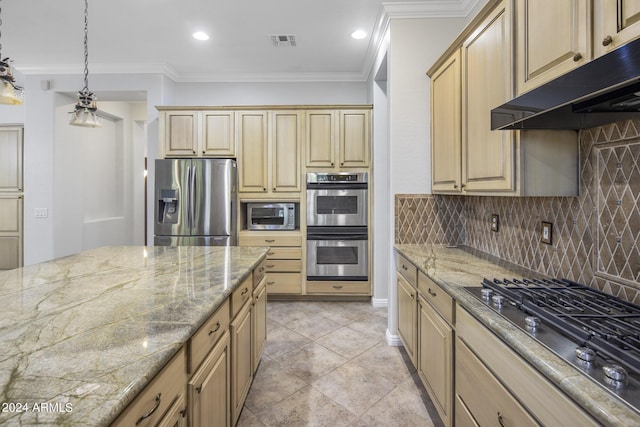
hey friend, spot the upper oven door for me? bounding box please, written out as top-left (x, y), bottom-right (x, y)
top-left (306, 188), bottom-right (368, 227)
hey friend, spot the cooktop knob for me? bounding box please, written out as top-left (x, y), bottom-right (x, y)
top-left (524, 316), bottom-right (540, 330)
top-left (491, 295), bottom-right (505, 307)
top-left (575, 347), bottom-right (596, 363)
top-left (481, 288), bottom-right (493, 300)
top-left (603, 364), bottom-right (628, 386)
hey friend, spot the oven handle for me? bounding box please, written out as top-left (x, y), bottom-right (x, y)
top-left (307, 233), bottom-right (368, 241)
top-left (306, 183), bottom-right (368, 190)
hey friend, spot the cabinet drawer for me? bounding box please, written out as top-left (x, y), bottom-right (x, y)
top-left (266, 247), bottom-right (302, 259)
top-left (253, 258), bottom-right (267, 287)
top-left (456, 337), bottom-right (539, 427)
top-left (419, 271), bottom-right (454, 325)
top-left (396, 253), bottom-right (417, 287)
top-left (238, 233), bottom-right (302, 247)
top-left (111, 347), bottom-right (186, 427)
top-left (231, 275), bottom-right (253, 318)
top-left (265, 272), bottom-right (302, 294)
top-left (264, 259), bottom-right (301, 272)
top-left (306, 280), bottom-right (370, 295)
top-left (188, 299), bottom-right (230, 374)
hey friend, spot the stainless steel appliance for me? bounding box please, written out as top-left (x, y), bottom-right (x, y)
top-left (306, 226), bottom-right (368, 281)
top-left (306, 172), bottom-right (368, 227)
top-left (306, 172), bottom-right (368, 281)
top-left (246, 202), bottom-right (296, 231)
top-left (465, 278), bottom-right (640, 414)
top-left (154, 158), bottom-right (237, 246)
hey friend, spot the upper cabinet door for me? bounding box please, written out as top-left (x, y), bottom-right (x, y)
top-left (202, 111), bottom-right (236, 157)
top-left (339, 110), bottom-right (370, 168)
top-left (306, 111), bottom-right (336, 168)
top-left (0, 127), bottom-right (23, 192)
top-left (164, 112), bottom-right (199, 156)
top-left (462, 0), bottom-right (516, 193)
top-left (271, 111), bottom-right (302, 192)
top-left (516, 0), bottom-right (591, 95)
top-left (431, 50), bottom-right (462, 194)
top-left (594, 0), bottom-right (640, 57)
top-left (237, 111), bottom-right (268, 193)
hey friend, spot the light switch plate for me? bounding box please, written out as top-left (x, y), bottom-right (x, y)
top-left (491, 214), bottom-right (499, 232)
top-left (34, 208), bottom-right (48, 218)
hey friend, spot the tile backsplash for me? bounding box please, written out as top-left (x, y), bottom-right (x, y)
top-left (395, 119), bottom-right (640, 303)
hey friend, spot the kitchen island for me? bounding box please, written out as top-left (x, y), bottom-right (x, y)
top-left (0, 245), bottom-right (268, 426)
top-left (395, 244), bottom-right (640, 427)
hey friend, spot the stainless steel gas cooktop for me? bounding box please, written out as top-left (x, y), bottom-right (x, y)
top-left (466, 278), bottom-right (640, 414)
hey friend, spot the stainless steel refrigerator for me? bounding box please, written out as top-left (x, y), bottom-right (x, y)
top-left (154, 158), bottom-right (237, 246)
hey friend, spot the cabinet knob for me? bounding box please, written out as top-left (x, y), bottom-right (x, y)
top-left (602, 35), bottom-right (613, 46)
top-left (453, 184), bottom-right (458, 189)
top-left (573, 52), bottom-right (583, 62)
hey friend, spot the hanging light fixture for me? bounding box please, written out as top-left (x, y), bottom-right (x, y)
top-left (0, 0), bottom-right (24, 105)
top-left (69, 0), bottom-right (101, 127)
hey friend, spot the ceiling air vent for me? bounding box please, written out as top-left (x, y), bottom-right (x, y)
top-left (271, 35), bottom-right (296, 47)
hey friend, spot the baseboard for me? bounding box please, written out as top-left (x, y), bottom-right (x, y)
top-left (386, 329), bottom-right (403, 346)
top-left (371, 297), bottom-right (388, 308)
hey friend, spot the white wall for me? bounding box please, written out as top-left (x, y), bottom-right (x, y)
top-left (370, 16), bottom-right (469, 343)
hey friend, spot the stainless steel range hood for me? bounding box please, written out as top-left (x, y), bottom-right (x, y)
top-left (491, 37), bottom-right (640, 130)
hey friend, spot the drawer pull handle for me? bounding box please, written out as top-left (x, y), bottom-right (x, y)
top-left (259, 267), bottom-right (265, 272)
top-left (135, 393), bottom-right (162, 425)
top-left (497, 412), bottom-right (505, 427)
top-left (265, 239), bottom-right (275, 243)
top-left (242, 288), bottom-right (249, 295)
top-left (208, 321), bottom-right (221, 336)
top-left (428, 288), bottom-right (437, 297)
top-left (267, 281), bottom-right (275, 285)
top-left (268, 251), bottom-right (275, 255)
top-left (333, 285), bottom-right (343, 289)
top-left (402, 265), bottom-right (408, 270)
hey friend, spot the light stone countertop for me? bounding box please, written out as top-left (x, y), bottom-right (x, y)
top-left (395, 243), bottom-right (640, 427)
top-left (0, 245), bottom-right (268, 427)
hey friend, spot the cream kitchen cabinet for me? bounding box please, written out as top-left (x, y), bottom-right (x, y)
top-left (430, 50), bottom-right (462, 193)
top-left (456, 307), bottom-right (599, 427)
top-left (429, 0), bottom-right (579, 197)
top-left (417, 272), bottom-right (454, 427)
top-left (594, 0), bottom-right (640, 57)
top-left (238, 110), bottom-right (302, 195)
top-left (239, 232), bottom-right (303, 295)
top-left (230, 275), bottom-right (254, 425)
top-left (306, 109), bottom-right (370, 169)
top-left (396, 254), bottom-right (418, 366)
top-left (0, 126), bottom-right (23, 270)
top-left (515, 0), bottom-right (591, 95)
top-left (252, 265), bottom-right (267, 373)
top-left (161, 110), bottom-right (236, 158)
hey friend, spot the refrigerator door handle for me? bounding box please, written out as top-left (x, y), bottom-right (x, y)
top-left (186, 165), bottom-right (192, 229)
top-left (190, 164), bottom-right (197, 229)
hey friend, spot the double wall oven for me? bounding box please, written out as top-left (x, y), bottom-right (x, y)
top-left (306, 172), bottom-right (368, 281)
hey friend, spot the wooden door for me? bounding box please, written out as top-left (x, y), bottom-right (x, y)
top-left (397, 274), bottom-right (417, 366)
top-left (594, 0), bottom-right (640, 56)
top-left (516, 0), bottom-right (591, 94)
top-left (231, 302), bottom-right (253, 424)
top-left (252, 279), bottom-right (267, 373)
top-left (462, 1), bottom-right (515, 193)
top-left (431, 50), bottom-right (462, 193)
top-left (339, 110), bottom-right (370, 168)
top-left (202, 111), bottom-right (235, 156)
top-left (164, 111), bottom-right (198, 156)
top-left (237, 111), bottom-right (268, 193)
top-left (306, 110), bottom-right (336, 167)
top-left (271, 111), bottom-right (302, 192)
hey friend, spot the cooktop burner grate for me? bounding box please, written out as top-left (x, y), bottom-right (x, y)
top-left (481, 277), bottom-right (640, 375)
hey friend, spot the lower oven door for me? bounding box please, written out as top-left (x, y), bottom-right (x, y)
top-left (306, 228), bottom-right (368, 281)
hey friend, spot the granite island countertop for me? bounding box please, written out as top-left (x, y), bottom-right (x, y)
top-left (0, 245), bottom-right (269, 427)
top-left (395, 243), bottom-right (640, 427)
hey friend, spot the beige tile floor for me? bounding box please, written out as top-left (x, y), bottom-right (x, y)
top-left (236, 301), bottom-right (444, 427)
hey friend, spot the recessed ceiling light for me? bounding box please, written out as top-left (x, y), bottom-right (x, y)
top-left (193, 31), bottom-right (210, 41)
top-left (351, 30), bottom-right (367, 40)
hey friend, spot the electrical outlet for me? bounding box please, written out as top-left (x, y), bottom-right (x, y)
top-left (491, 214), bottom-right (499, 232)
top-left (541, 221), bottom-right (552, 245)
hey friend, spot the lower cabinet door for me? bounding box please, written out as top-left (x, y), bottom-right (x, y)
top-left (188, 331), bottom-right (231, 427)
top-left (231, 302), bottom-right (253, 424)
top-left (252, 279), bottom-right (267, 373)
top-left (418, 296), bottom-right (453, 427)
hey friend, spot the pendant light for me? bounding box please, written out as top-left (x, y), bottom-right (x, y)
top-left (69, 0), bottom-right (101, 127)
top-left (0, 0), bottom-right (24, 105)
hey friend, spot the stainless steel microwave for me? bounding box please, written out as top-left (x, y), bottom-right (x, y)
top-left (246, 203), bottom-right (297, 230)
